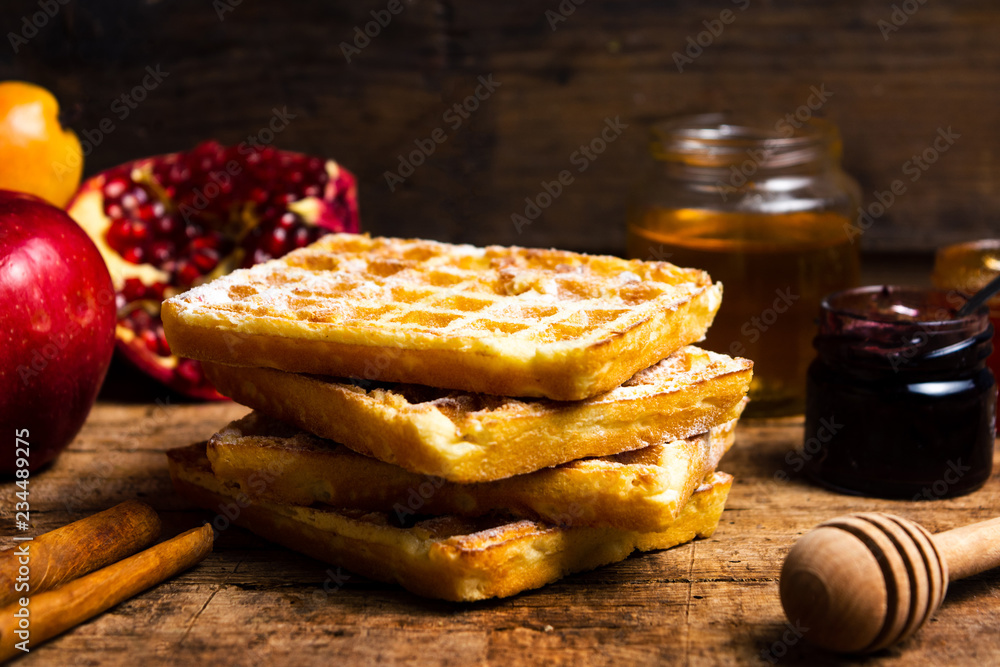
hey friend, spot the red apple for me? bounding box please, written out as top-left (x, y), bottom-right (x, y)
top-left (0, 190), bottom-right (116, 473)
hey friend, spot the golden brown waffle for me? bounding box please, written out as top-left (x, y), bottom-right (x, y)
top-left (207, 405), bottom-right (742, 532)
top-left (167, 441), bottom-right (732, 602)
top-left (202, 345), bottom-right (752, 482)
top-left (161, 234), bottom-right (723, 401)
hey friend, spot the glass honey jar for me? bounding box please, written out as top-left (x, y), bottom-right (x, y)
top-left (627, 113), bottom-right (861, 417)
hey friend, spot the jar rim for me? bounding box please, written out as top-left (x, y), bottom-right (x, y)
top-left (820, 285), bottom-right (988, 332)
top-left (650, 112), bottom-right (841, 168)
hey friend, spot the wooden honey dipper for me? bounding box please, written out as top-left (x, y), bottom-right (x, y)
top-left (779, 512), bottom-right (1000, 653)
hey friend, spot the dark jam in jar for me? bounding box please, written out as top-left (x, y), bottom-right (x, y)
top-left (803, 286), bottom-right (996, 499)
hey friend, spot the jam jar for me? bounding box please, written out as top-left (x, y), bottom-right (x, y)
top-left (626, 113), bottom-right (860, 417)
top-left (803, 286), bottom-right (996, 499)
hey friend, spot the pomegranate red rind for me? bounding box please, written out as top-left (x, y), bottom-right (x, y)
top-left (68, 141), bottom-right (360, 400)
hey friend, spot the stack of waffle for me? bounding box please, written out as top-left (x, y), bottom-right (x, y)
top-left (162, 234), bottom-right (752, 601)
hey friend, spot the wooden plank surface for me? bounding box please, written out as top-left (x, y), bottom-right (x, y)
top-left (1, 400), bottom-right (997, 666)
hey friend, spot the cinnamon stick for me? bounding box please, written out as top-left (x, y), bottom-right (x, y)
top-left (0, 500), bottom-right (161, 608)
top-left (0, 523), bottom-right (213, 661)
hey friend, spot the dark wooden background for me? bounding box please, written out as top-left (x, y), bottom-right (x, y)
top-left (2, 0), bottom-right (998, 256)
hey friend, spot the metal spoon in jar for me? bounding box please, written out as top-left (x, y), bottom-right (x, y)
top-left (957, 270), bottom-right (1000, 317)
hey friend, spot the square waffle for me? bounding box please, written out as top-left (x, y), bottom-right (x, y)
top-left (203, 345), bottom-right (752, 482)
top-left (161, 234), bottom-right (723, 401)
top-left (168, 441), bottom-right (732, 602)
top-left (206, 406), bottom-right (742, 532)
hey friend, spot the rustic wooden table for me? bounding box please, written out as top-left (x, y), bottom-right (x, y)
top-left (2, 399), bottom-right (998, 666)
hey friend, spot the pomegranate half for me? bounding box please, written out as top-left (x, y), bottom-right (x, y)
top-left (68, 141), bottom-right (360, 399)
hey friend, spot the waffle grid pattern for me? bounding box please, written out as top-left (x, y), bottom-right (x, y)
top-left (181, 234), bottom-right (710, 346)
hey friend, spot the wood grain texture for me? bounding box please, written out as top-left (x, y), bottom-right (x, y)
top-left (2, 1), bottom-right (998, 254)
top-left (0, 401), bottom-right (997, 665)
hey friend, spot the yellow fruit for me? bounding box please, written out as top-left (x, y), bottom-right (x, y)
top-left (0, 81), bottom-right (83, 208)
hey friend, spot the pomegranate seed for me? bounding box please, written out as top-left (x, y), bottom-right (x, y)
top-left (123, 246), bottom-right (145, 264)
top-left (121, 193), bottom-right (139, 210)
top-left (106, 220), bottom-right (128, 244)
top-left (156, 328), bottom-right (171, 355)
top-left (177, 261), bottom-right (201, 285)
top-left (293, 226), bottom-right (312, 247)
top-left (247, 187), bottom-right (266, 204)
top-left (104, 177), bottom-right (128, 199)
top-left (265, 227), bottom-right (288, 256)
top-left (169, 164), bottom-right (190, 183)
top-left (141, 329), bottom-right (159, 352)
top-left (192, 247), bottom-right (219, 272)
top-left (127, 219), bottom-right (149, 241)
top-left (150, 241), bottom-right (174, 265)
top-left (154, 215), bottom-right (177, 236)
top-left (136, 202), bottom-right (163, 221)
top-left (130, 309), bottom-right (152, 328)
top-left (122, 278), bottom-right (145, 300)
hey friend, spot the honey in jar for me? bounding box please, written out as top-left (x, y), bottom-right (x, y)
top-left (627, 114), bottom-right (861, 416)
